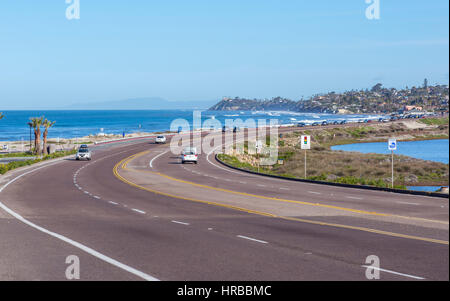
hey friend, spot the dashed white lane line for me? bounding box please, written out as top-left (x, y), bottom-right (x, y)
top-left (239, 181), bottom-right (247, 184)
top-left (361, 265), bottom-right (425, 280)
top-left (257, 184), bottom-right (266, 187)
top-left (346, 196), bottom-right (363, 200)
top-left (237, 235), bottom-right (268, 244)
top-left (149, 150), bottom-right (169, 168)
top-left (308, 191), bottom-right (321, 195)
top-left (0, 162), bottom-right (159, 281)
top-left (396, 201), bottom-right (420, 206)
top-left (171, 220), bottom-right (190, 226)
top-left (132, 208), bottom-right (146, 214)
top-left (93, 196), bottom-right (101, 199)
top-left (279, 187), bottom-right (290, 190)
top-left (108, 201), bottom-right (119, 205)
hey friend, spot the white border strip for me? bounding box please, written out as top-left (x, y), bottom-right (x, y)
top-left (0, 162), bottom-right (159, 281)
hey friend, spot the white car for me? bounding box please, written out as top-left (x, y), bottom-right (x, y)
top-left (181, 147), bottom-right (198, 164)
top-left (76, 147), bottom-right (91, 161)
top-left (155, 135), bottom-right (167, 144)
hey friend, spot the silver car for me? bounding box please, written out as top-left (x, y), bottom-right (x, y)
top-left (76, 147), bottom-right (92, 161)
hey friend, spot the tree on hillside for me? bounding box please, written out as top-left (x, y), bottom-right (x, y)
top-left (42, 119), bottom-right (56, 155)
top-left (27, 117), bottom-right (44, 155)
top-left (0, 112), bottom-right (4, 120)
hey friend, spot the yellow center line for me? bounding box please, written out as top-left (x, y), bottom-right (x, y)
top-left (124, 151), bottom-right (448, 226)
top-left (113, 151), bottom-right (449, 245)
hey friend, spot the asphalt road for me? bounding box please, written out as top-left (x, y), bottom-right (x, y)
top-left (0, 132), bottom-right (448, 281)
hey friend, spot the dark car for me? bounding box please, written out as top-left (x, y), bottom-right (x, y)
top-left (321, 121), bottom-right (328, 126)
top-left (233, 126), bottom-right (240, 133)
top-left (339, 120), bottom-right (347, 125)
top-left (297, 122), bottom-right (306, 127)
top-left (332, 121), bottom-right (339, 125)
top-left (312, 122), bottom-right (320, 126)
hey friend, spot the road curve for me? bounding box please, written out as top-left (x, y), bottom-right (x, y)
top-left (0, 135), bottom-right (448, 281)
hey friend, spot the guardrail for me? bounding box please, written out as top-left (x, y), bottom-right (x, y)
top-left (215, 154), bottom-right (449, 199)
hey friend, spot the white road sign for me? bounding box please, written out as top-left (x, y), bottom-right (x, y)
top-left (388, 138), bottom-right (397, 151)
top-left (301, 135), bottom-right (311, 150)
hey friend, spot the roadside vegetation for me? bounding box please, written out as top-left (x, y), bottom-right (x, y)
top-left (0, 113), bottom-right (74, 175)
top-left (218, 118), bottom-right (449, 189)
top-left (0, 150), bottom-right (77, 175)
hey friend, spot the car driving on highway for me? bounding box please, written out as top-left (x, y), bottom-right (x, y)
top-left (155, 135), bottom-right (167, 144)
top-left (181, 147), bottom-right (198, 164)
top-left (76, 147), bottom-right (91, 161)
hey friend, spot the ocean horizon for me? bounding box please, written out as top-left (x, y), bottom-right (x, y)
top-left (0, 110), bottom-right (385, 142)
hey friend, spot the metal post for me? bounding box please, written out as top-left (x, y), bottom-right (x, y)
top-left (304, 150), bottom-right (307, 179)
top-left (391, 150), bottom-right (394, 188)
top-left (29, 124), bottom-right (32, 153)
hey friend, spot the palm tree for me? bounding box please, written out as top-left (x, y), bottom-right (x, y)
top-left (0, 112), bottom-right (4, 120)
top-left (27, 117), bottom-right (44, 155)
top-left (42, 119), bottom-right (56, 155)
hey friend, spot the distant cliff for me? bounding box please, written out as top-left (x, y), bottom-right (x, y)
top-left (209, 83), bottom-right (449, 114)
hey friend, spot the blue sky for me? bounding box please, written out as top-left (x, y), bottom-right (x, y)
top-left (0, 0), bottom-right (448, 109)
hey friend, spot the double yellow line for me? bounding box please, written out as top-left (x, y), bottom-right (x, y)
top-left (113, 151), bottom-right (449, 245)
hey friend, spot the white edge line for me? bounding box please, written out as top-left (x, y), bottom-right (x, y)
top-left (132, 208), bottom-right (146, 214)
top-left (237, 235), bottom-right (268, 244)
top-left (0, 162), bottom-right (159, 281)
top-left (361, 265), bottom-right (425, 280)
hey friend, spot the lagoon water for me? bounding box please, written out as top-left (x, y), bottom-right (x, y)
top-left (0, 110), bottom-right (384, 141)
top-left (331, 139), bottom-right (449, 164)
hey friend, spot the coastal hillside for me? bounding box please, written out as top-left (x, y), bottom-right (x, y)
top-left (210, 82), bottom-right (449, 114)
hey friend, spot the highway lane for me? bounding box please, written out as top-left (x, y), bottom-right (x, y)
top-left (142, 146), bottom-right (448, 240)
top-left (0, 136), bottom-right (448, 280)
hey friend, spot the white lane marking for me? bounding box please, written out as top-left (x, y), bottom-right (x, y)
top-left (396, 201), bottom-right (420, 206)
top-left (132, 208), bottom-right (146, 214)
top-left (84, 191), bottom-right (89, 194)
top-left (308, 191), bottom-right (321, 195)
top-left (93, 196), bottom-right (101, 199)
top-left (257, 184), bottom-right (266, 187)
top-left (149, 150), bottom-right (169, 168)
top-left (279, 187), bottom-right (290, 190)
top-left (361, 265), bottom-right (425, 280)
top-left (171, 220), bottom-right (190, 226)
top-left (239, 181), bottom-right (247, 184)
top-left (0, 164), bottom-right (159, 281)
top-left (108, 201), bottom-right (119, 205)
top-left (346, 196), bottom-right (363, 200)
top-left (237, 235), bottom-right (268, 244)
top-left (208, 228), bottom-right (213, 231)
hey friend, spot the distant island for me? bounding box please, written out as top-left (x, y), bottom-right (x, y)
top-left (209, 81), bottom-right (449, 114)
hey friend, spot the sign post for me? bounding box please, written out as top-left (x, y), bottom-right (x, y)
top-left (301, 135), bottom-right (311, 178)
top-left (388, 138), bottom-right (397, 188)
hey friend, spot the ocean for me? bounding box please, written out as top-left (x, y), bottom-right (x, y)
top-left (0, 110), bottom-right (384, 141)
